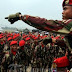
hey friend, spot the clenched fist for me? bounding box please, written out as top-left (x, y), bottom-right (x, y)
top-left (5, 12), bottom-right (21, 24)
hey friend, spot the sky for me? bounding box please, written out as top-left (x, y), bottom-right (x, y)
top-left (0, 0), bottom-right (63, 30)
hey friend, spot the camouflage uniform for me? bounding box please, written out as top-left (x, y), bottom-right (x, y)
top-left (2, 50), bottom-right (21, 72)
top-left (24, 43), bottom-right (32, 66)
top-left (0, 44), bottom-right (5, 65)
top-left (21, 14), bottom-right (72, 49)
top-left (5, 0), bottom-right (72, 70)
top-left (21, 15), bottom-right (72, 70)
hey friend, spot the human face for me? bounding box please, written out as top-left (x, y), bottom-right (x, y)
top-left (0, 38), bottom-right (3, 42)
top-left (11, 45), bottom-right (18, 51)
top-left (62, 6), bottom-right (72, 19)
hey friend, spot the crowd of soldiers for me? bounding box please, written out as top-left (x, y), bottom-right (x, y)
top-left (0, 31), bottom-right (68, 72)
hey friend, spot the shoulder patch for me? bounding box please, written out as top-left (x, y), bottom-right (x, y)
top-left (64, 19), bottom-right (72, 31)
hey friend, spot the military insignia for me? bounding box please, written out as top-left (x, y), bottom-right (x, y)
top-left (65, 0), bottom-right (69, 4)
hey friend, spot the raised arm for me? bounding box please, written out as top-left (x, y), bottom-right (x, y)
top-left (5, 12), bottom-right (72, 34)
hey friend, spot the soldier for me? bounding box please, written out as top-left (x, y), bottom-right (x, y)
top-left (0, 35), bottom-right (5, 72)
top-left (18, 40), bottom-right (25, 63)
top-left (19, 40), bottom-right (27, 72)
top-left (2, 41), bottom-right (21, 72)
top-left (5, 0), bottom-right (72, 70)
top-left (13, 34), bottom-right (21, 44)
top-left (5, 37), bottom-right (13, 50)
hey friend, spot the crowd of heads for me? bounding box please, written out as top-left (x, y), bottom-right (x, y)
top-left (0, 31), bottom-right (67, 69)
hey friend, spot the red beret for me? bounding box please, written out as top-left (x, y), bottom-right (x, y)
top-left (0, 34), bottom-right (3, 36)
top-left (41, 35), bottom-right (47, 39)
top-left (37, 34), bottom-right (40, 37)
top-left (61, 36), bottom-right (64, 39)
top-left (34, 37), bottom-right (38, 40)
top-left (7, 35), bottom-right (11, 37)
top-left (0, 36), bottom-right (3, 39)
top-left (10, 41), bottom-right (17, 46)
top-left (23, 35), bottom-right (28, 39)
top-left (13, 35), bottom-right (19, 39)
top-left (54, 56), bottom-right (69, 67)
top-left (62, 0), bottom-right (72, 7)
top-left (7, 37), bottom-right (12, 41)
top-left (19, 40), bottom-right (25, 46)
top-left (32, 35), bottom-right (35, 38)
top-left (11, 33), bottom-right (13, 36)
top-left (26, 37), bottom-right (30, 41)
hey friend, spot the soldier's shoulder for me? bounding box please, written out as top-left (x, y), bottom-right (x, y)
top-left (64, 19), bottom-right (72, 31)
top-left (62, 19), bottom-right (72, 24)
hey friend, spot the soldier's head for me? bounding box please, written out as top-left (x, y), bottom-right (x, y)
top-left (7, 37), bottom-right (12, 45)
top-left (34, 37), bottom-right (38, 42)
top-left (62, 0), bottom-right (72, 19)
top-left (0, 36), bottom-right (4, 44)
top-left (19, 40), bottom-right (25, 49)
top-left (25, 37), bottom-right (30, 44)
top-left (10, 41), bottom-right (18, 51)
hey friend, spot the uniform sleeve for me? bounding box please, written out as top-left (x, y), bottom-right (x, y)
top-left (23, 15), bottom-right (72, 34)
top-left (55, 39), bottom-right (67, 48)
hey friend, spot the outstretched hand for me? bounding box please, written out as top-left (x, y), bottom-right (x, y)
top-left (5, 12), bottom-right (21, 24)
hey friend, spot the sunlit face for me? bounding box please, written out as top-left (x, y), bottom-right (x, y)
top-left (62, 6), bottom-right (72, 19)
top-left (11, 45), bottom-right (18, 51)
top-left (0, 38), bottom-right (3, 42)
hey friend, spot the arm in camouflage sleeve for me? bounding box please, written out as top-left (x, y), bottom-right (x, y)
top-left (20, 15), bottom-right (72, 35)
top-left (55, 39), bottom-right (68, 47)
